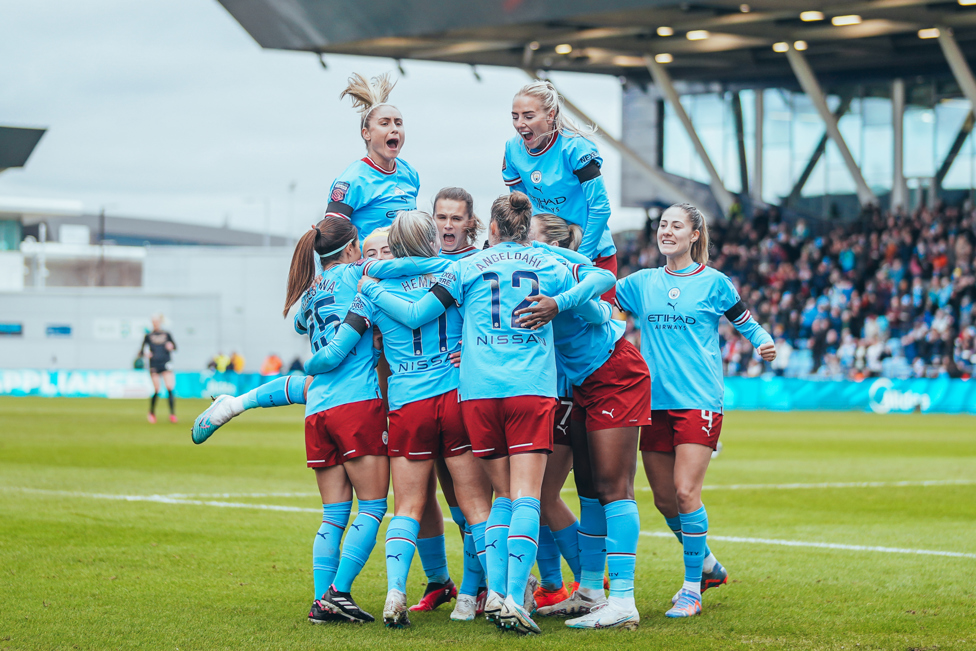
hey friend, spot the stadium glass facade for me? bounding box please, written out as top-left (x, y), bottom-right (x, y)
top-left (655, 89), bottom-right (975, 207)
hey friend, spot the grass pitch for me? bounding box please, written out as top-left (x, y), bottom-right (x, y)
top-left (1, 397), bottom-right (974, 651)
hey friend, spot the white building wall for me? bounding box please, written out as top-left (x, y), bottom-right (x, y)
top-left (0, 289), bottom-right (218, 370)
top-left (142, 246), bottom-right (307, 371)
top-left (0, 246), bottom-right (309, 371)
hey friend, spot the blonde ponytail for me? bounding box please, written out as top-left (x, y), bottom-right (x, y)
top-left (340, 72), bottom-right (397, 130)
top-left (532, 213), bottom-right (582, 251)
top-left (514, 80), bottom-right (595, 139)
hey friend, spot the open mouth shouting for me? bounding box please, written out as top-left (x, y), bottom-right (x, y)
top-left (386, 136), bottom-right (400, 153)
top-left (441, 232), bottom-right (457, 248)
top-left (519, 128), bottom-right (537, 145)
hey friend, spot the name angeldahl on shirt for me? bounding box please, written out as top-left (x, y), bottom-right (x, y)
top-left (474, 251), bottom-right (545, 271)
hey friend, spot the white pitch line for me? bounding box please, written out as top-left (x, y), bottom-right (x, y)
top-left (3, 487), bottom-right (321, 514)
top-left (6, 486), bottom-right (974, 560)
top-left (164, 492), bottom-right (319, 499)
top-left (640, 531), bottom-right (976, 559)
top-left (561, 478), bottom-right (976, 493)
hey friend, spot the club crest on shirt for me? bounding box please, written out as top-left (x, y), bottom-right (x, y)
top-left (530, 170), bottom-right (542, 184)
top-left (393, 187), bottom-right (406, 196)
top-left (331, 181), bottom-right (349, 202)
top-left (668, 287), bottom-right (680, 300)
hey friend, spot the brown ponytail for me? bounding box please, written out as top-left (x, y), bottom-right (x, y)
top-left (670, 202), bottom-right (710, 264)
top-left (490, 191), bottom-right (533, 243)
top-left (283, 216), bottom-right (358, 316)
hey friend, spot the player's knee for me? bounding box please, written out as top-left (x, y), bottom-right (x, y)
top-left (396, 494), bottom-right (427, 521)
top-left (674, 484), bottom-right (701, 512)
top-left (652, 493), bottom-right (675, 514)
top-left (591, 476), bottom-right (627, 503)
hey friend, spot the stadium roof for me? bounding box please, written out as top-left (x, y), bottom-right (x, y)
top-left (0, 126), bottom-right (46, 173)
top-left (218, 0), bottom-right (976, 88)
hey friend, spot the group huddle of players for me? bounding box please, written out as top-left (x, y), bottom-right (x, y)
top-left (190, 72), bottom-right (776, 634)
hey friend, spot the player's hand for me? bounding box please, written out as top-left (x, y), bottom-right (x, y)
top-left (358, 275), bottom-right (377, 292)
top-left (515, 295), bottom-right (558, 330)
top-left (165, 342), bottom-right (174, 351)
top-left (758, 342), bottom-right (776, 362)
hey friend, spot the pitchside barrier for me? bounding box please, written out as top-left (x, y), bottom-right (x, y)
top-left (1, 369), bottom-right (974, 415)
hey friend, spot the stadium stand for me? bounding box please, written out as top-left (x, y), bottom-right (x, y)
top-left (617, 203), bottom-right (976, 380)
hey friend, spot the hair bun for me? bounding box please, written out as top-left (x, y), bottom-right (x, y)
top-left (509, 191), bottom-right (532, 215)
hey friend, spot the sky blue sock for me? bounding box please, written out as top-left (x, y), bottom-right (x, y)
top-left (332, 498), bottom-right (387, 593)
top-left (385, 516), bottom-right (420, 593)
top-left (536, 525), bottom-right (562, 589)
top-left (313, 501), bottom-right (351, 599)
top-left (604, 499), bottom-right (639, 599)
top-left (243, 375), bottom-right (306, 410)
top-left (416, 535), bottom-right (450, 585)
top-left (507, 497), bottom-right (541, 600)
top-left (666, 515), bottom-right (712, 559)
top-left (679, 506), bottom-right (708, 589)
top-left (449, 505), bottom-right (466, 529)
top-left (551, 519), bottom-right (582, 584)
top-left (578, 497), bottom-right (607, 592)
top-left (470, 520), bottom-right (488, 578)
top-left (485, 497), bottom-right (512, 596)
top-left (459, 527), bottom-right (485, 596)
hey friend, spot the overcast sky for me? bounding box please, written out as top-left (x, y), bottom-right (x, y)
top-left (0, 0), bottom-right (645, 239)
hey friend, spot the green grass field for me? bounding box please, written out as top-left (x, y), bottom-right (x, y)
top-left (1, 397), bottom-right (974, 651)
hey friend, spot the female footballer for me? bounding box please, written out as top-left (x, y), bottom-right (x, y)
top-left (614, 203), bottom-right (775, 618)
top-left (326, 73), bottom-right (419, 239)
top-left (503, 80), bottom-right (617, 299)
top-left (190, 225), bottom-right (396, 443)
top-left (287, 217), bottom-right (390, 625)
top-left (407, 187), bottom-right (488, 617)
top-left (141, 314), bottom-right (178, 424)
top-left (301, 210), bottom-right (494, 627)
top-left (358, 192), bottom-right (615, 634)
top-left (191, 69), bottom-right (417, 441)
top-left (519, 212), bottom-right (652, 630)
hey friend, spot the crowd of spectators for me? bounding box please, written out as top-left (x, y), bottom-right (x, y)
top-left (616, 203), bottom-right (976, 380)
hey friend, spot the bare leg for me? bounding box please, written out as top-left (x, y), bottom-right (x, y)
top-left (391, 457), bottom-right (434, 520)
top-left (148, 372), bottom-right (162, 418)
top-left (443, 451), bottom-right (493, 526)
top-left (418, 471), bottom-right (446, 540)
top-left (436, 459), bottom-right (459, 510)
top-left (540, 445), bottom-right (576, 531)
top-left (642, 450), bottom-right (678, 519)
top-left (482, 451), bottom-right (546, 499)
top-left (569, 418), bottom-right (597, 499)
top-left (315, 464), bottom-right (353, 504)
top-left (161, 370), bottom-right (177, 416)
top-left (673, 444), bottom-right (712, 514)
top-left (342, 454), bottom-right (390, 500)
top-left (587, 427), bottom-right (639, 504)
